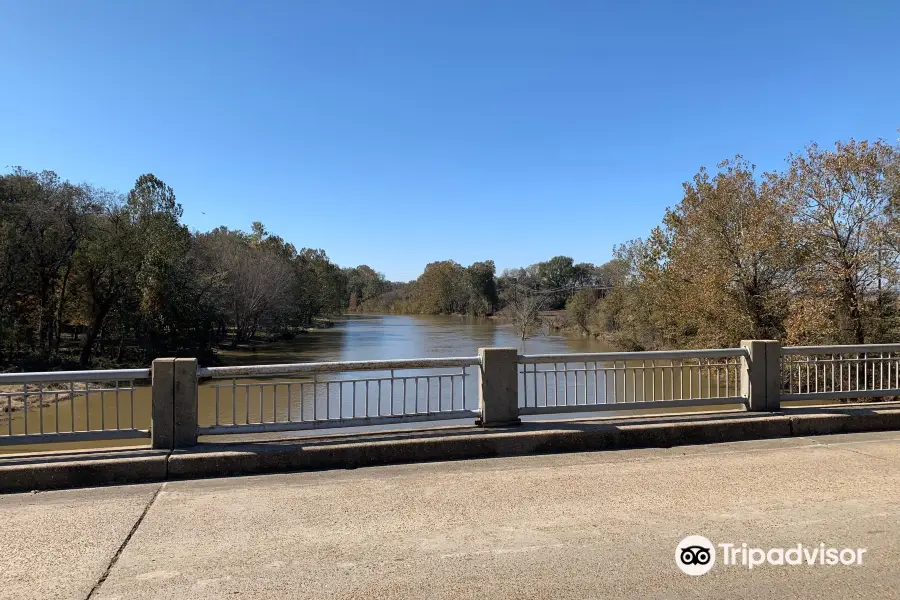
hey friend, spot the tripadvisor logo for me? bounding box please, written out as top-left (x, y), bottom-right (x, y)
top-left (675, 536), bottom-right (868, 575)
top-left (676, 536), bottom-right (716, 576)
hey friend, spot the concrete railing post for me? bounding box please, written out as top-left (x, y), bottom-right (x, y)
top-left (151, 358), bottom-right (175, 450)
top-left (151, 357), bottom-right (198, 449)
top-left (740, 340), bottom-right (781, 412)
top-left (173, 358), bottom-right (199, 448)
top-left (476, 347), bottom-right (521, 427)
top-left (764, 340), bottom-right (781, 411)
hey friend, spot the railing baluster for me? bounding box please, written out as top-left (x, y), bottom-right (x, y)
top-left (670, 362), bottom-right (675, 401)
top-left (632, 362), bottom-right (638, 402)
top-left (553, 369), bottom-right (558, 405)
top-left (465, 366), bottom-right (470, 410)
top-left (259, 385), bottom-right (264, 424)
top-left (688, 362), bottom-right (693, 400)
top-left (403, 377), bottom-right (409, 413)
top-left (326, 379), bottom-right (331, 420)
top-left (450, 374), bottom-right (455, 411)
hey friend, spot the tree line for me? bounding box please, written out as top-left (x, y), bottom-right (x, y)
top-left (0, 170), bottom-right (349, 369)
top-left (4, 133), bottom-right (898, 369)
top-left (349, 256), bottom-right (621, 317)
top-left (599, 137), bottom-right (900, 350)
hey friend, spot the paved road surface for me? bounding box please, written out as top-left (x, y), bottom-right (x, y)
top-left (2, 430), bottom-right (899, 599)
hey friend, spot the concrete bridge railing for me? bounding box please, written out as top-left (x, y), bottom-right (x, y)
top-left (2, 341), bottom-right (900, 450)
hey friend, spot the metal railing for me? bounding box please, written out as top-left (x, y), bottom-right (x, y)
top-left (781, 345), bottom-right (900, 402)
top-left (518, 349), bottom-right (748, 415)
top-left (0, 369), bottom-right (151, 446)
top-left (196, 357), bottom-right (481, 435)
top-left (6, 341), bottom-right (900, 450)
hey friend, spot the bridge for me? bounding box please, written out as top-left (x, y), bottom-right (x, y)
top-left (1, 341), bottom-right (899, 597)
top-left (2, 340), bottom-right (898, 454)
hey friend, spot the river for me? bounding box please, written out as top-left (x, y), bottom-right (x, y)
top-left (1, 315), bottom-right (618, 453)
top-left (218, 314), bottom-right (613, 364)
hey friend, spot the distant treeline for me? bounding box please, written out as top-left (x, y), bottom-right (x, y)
top-left (347, 257), bottom-right (620, 316)
top-left (3, 134), bottom-right (898, 369)
top-left (351, 135), bottom-right (900, 350)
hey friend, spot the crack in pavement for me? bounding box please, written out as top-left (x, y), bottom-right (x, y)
top-left (84, 483), bottom-right (164, 600)
top-left (837, 446), bottom-right (895, 462)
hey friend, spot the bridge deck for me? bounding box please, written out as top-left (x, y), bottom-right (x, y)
top-left (2, 430), bottom-right (899, 599)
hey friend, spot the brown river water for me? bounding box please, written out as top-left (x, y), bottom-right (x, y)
top-left (2, 315), bottom-right (755, 454)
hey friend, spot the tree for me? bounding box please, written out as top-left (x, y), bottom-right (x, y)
top-left (71, 202), bottom-right (142, 365)
top-left (781, 139), bottom-right (900, 344)
top-left (595, 239), bottom-right (665, 350)
top-left (607, 157), bottom-right (805, 349)
top-left (0, 169), bottom-right (88, 359)
top-left (344, 265), bottom-right (389, 309)
top-left (596, 258), bottom-right (629, 289)
top-left (127, 173), bottom-right (180, 219)
top-left (412, 261), bottom-right (469, 314)
top-left (196, 227), bottom-right (290, 344)
top-left (465, 260), bottom-right (498, 315)
top-left (536, 256), bottom-right (579, 309)
top-left (293, 249), bottom-right (346, 324)
top-left (566, 289), bottom-right (598, 334)
top-left (502, 284), bottom-right (547, 340)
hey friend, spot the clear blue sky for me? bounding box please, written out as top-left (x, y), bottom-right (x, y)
top-left (1, 1), bottom-right (897, 281)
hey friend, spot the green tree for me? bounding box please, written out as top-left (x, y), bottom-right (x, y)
top-left (71, 203), bottom-right (142, 365)
top-left (412, 261), bottom-right (468, 314)
top-left (465, 260), bottom-right (498, 315)
top-left (0, 169), bottom-right (88, 360)
top-left (536, 256), bottom-right (578, 309)
top-left (566, 289), bottom-right (598, 334)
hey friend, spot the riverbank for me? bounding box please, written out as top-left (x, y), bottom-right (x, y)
top-left (0, 382), bottom-right (90, 416)
top-left (483, 309), bottom-right (617, 343)
top-left (0, 320), bottom-right (339, 374)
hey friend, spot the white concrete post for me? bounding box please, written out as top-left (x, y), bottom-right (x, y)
top-left (151, 357), bottom-right (198, 449)
top-left (173, 358), bottom-right (199, 448)
top-left (740, 340), bottom-right (781, 412)
top-left (764, 340), bottom-right (782, 411)
top-left (151, 358), bottom-right (175, 450)
top-left (476, 347), bottom-right (521, 427)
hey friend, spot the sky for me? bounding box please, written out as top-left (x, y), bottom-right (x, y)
top-left (1, 1), bottom-right (898, 281)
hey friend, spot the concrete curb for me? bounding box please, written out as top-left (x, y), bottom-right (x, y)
top-left (3, 405), bottom-right (900, 493)
top-left (165, 414), bottom-right (796, 479)
top-left (0, 453), bottom-right (168, 494)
